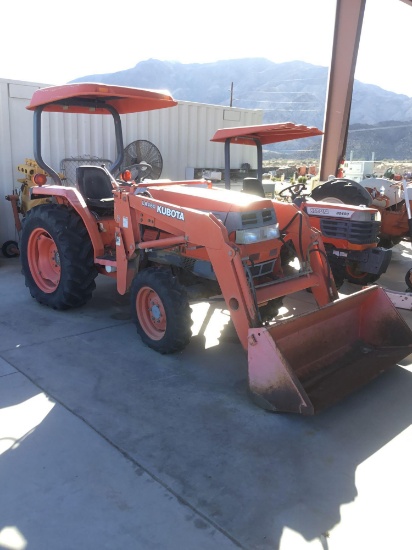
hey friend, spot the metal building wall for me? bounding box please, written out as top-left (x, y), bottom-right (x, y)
top-left (0, 78), bottom-right (262, 245)
top-left (121, 101), bottom-right (263, 180)
top-left (0, 80), bottom-right (43, 245)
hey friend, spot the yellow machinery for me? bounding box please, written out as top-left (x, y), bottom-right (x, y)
top-left (3, 159), bottom-right (64, 256)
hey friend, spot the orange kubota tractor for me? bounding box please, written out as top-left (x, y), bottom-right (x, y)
top-left (19, 83), bottom-right (412, 415)
top-left (310, 175), bottom-right (412, 250)
top-left (210, 124), bottom-right (392, 289)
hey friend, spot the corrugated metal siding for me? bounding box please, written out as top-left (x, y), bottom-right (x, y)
top-left (0, 78), bottom-right (263, 244)
top-left (121, 101), bottom-right (262, 180)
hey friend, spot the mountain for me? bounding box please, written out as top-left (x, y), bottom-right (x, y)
top-left (71, 58), bottom-right (412, 160)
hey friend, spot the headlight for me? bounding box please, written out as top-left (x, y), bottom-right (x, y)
top-left (351, 210), bottom-right (381, 222)
top-left (235, 223), bottom-right (280, 244)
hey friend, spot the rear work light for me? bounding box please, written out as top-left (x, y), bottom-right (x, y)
top-left (235, 223), bottom-right (280, 245)
top-left (33, 173), bottom-right (47, 186)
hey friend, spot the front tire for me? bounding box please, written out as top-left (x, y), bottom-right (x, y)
top-left (378, 235), bottom-right (401, 249)
top-left (131, 267), bottom-right (192, 354)
top-left (20, 204), bottom-right (97, 309)
top-left (345, 262), bottom-right (380, 286)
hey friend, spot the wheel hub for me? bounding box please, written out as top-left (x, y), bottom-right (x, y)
top-left (136, 286), bottom-right (167, 340)
top-left (150, 302), bottom-right (162, 322)
top-left (28, 228), bottom-right (61, 292)
top-left (52, 250), bottom-right (60, 267)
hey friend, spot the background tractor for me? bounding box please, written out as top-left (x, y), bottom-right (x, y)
top-left (311, 175), bottom-right (412, 289)
top-left (210, 125), bottom-right (392, 288)
top-left (311, 176), bottom-right (412, 250)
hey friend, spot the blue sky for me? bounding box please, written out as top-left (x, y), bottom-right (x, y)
top-left (2, 0), bottom-right (411, 97)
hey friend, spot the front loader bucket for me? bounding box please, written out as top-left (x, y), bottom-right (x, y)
top-left (248, 286), bottom-right (412, 415)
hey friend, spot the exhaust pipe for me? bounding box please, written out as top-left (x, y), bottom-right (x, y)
top-left (248, 286), bottom-right (412, 414)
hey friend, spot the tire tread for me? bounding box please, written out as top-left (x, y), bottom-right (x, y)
top-left (20, 204), bottom-right (97, 309)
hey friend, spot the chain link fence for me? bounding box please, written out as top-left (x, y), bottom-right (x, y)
top-left (60, 156), bottom-right (113, 186)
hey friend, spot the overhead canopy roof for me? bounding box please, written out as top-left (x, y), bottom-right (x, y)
top-left (210, 123), bottom-right (323, 146)
top-left (27, 82), bottom-right (178, 114)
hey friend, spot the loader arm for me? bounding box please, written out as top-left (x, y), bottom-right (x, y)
top-left (273, 200), bottom-right (339, 305)
top-left (122, 190), bottom-right (412, 415)
top-left (113, 185), bottom-right (349, 351)
top-left (117, 190), bottom-right (264, 349)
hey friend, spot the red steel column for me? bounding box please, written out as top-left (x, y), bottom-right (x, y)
top-left (319, 0), bottom-right (366, 181)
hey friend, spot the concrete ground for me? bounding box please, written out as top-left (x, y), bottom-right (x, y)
top-left (1, 243), bottom-right (412, 550)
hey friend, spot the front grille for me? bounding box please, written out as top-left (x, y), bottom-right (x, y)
top-left (320, 219), bottom-right (380, 244)
top-left (241, 212), bottom-right (258, 226)
top-left (248, 259), bottom-right (276, 278)
top-left (241, 208), bottom-right (275, 228)
top-left (262, 209), bottom-right (274, 223)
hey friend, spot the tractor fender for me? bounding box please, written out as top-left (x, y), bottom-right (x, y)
top-left (30, 185), bottom-right (105, 257)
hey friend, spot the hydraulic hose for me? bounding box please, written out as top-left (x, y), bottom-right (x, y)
top-left (308, 245), bottom-right (334, 291)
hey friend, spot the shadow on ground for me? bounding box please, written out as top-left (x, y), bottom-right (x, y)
top-left (1, 256), bottom-right (412, 549)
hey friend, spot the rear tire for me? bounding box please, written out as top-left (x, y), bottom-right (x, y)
top-left (131, 267), bottom-right (192, 354)
top-left (20, 204), bottom-right (97, 309)
top-left (311, 178), bottom-right (373, 206)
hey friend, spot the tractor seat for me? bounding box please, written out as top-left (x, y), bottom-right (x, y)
top-left (242, 177), bottom-right (265, 198)
top-left (76, 166), bottom-right (115, 210)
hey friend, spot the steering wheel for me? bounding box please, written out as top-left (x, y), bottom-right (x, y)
top-left (128, 162), bottom-right (153, 183)
top-left (278, 183), bottom-right (307, 201)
